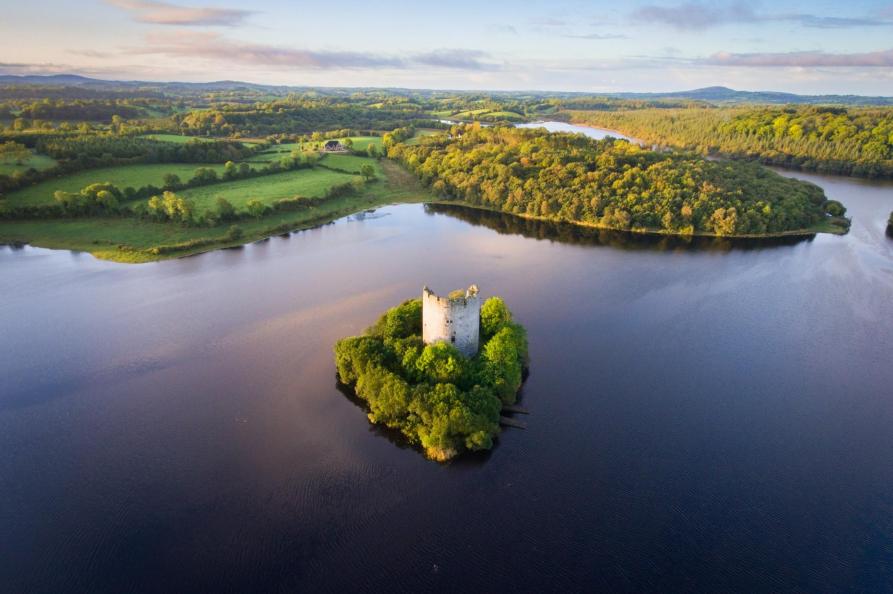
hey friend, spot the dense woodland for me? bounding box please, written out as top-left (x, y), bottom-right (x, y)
top-left (391, 125), bottom-right (845, 236)
top-left (334, 296), bottom-right (528, 461)
top-left (565, 106), bottom-right (893, 178)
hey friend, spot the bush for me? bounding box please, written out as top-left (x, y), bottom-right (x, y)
top-left (824, 200), bottom-right (846, 217)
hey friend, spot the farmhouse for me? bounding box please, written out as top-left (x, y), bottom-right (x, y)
top-left (323, 140), bottom-right (347, 152)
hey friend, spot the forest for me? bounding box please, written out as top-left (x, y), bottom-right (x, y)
top-left (390, 125), bottom-right (847, 237)
top-left (334, 296), bottom-right (528, 461)
top-left (564, 105), bottom-right (893, 178)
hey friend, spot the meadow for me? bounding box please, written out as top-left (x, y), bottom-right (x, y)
top-left (0, 152), bottom-right (58, 176)
top-left (321, 153), bottom-right (384, 173)
top-left (405, 129), bottom-right (442, 145)
top-left (0, 161), bottom-right (433, 262)
top-left (177, 167), bottom-right (358, 210)
top-left (5, 163), bottom-right (230, 207)
top-left (253, 137), bottom-right (383, 163)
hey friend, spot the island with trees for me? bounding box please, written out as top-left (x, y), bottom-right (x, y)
top-left (390, 124), bottom-right (850, 237)
top-left (334, 295), bottom-right (528, 461)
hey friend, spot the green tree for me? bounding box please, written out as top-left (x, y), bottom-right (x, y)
top-left (824, 200), bottom-right (846, 217)
top-left (215, 197), bottom-right (236, 221)
top-left (162, 173), bottom-right (182, 190)
top-left (0, 141), bottom-right (30, 165)
top-left (246, 198), bottom-right (267, 218)
top-left (480, 297), bottom-right (511, 339)
top-left (360, 163), bottom-right (376, 181)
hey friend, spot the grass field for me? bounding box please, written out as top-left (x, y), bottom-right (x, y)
top-left (141, 134), bottom-right (262, 147)
top-left (0, 160), bottom-right (434, 262)
top-left (5, 163), bottom-right (229, 207)
top-left (177, 167), bottom-right (357, 210)
top-left (405, 129), bottom-right (443, 146)
top-left (252, 136), bottom-right (382, 163)
top-left (0, 152), bottom-right (58, 176)
top-left (321, 154), bottom-right (384, 174)
top-left (251, 144), bottom-right (306, 163)
top-left (343, 136), bottom-right (382, 150)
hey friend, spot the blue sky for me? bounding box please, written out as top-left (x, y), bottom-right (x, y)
top-left (2, 0), bottom-right (893, 94)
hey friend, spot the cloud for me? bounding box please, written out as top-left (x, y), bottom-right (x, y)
top-left (633, 2), bottom-right (753, 30)
top-left (413, 49), bottom-right (495, 70)
top-left (105, 0), bottom-right (254, 26)
top-left (561, 32), bottom-right (629, 40)
top-left (125, 31), bottom-right (498, 71)
top-left (701, 48), bottom-right (893, 67)
top-left (632, 2), bottom-right (893, 30)
top-left (0, 62), bottom-right (74, 74)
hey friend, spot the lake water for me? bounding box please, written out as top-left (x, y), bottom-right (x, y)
top-left (517, 120), bottom-right (642, 144)
top-left (2, 127), bottom-right (893, 592)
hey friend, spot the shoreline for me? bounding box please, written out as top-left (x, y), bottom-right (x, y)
top-left (0, 155), bottom-right (851, 263)
top-left (0, 193), bottom-right (847, 264)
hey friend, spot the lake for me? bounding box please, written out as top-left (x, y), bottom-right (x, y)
top-left (517, 120), bottom-right (642, 144)
top-left (2, 126), bottom-right (893, 592)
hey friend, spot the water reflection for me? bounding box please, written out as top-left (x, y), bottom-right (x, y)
top-left (425, 203), bottom-right (813, 252)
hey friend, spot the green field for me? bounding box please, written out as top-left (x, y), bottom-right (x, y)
top-left (343, 136), bottom-right (382, 150)
top-left (177, 167), bottom-right (357, 210)
top-left (252, 144), bottom-right (306, 162)
top-left (5, 163), bottom-right (229, 207)
top-left (0, 160), bottom-right (434, 263)
top-left (321, 154), bottom-right (384, 174)
top-left (0, 152), bottom-right (58, 176)
top-left (252, 136), bottom-right (382, 163)
top-left (141, 134), bottom-right (261, 147)
top-left (405, 129), bottom-right (443, 145)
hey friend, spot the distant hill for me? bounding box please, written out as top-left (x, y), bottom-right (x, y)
top-left (0, 76), bottom-right (890, 106)
top-left (0, 74), bottom-right (102, 86)
top-left (606, 86), bottom-right (893, 106)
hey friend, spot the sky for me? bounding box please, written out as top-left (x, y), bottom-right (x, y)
top-left (2, 0), bottom-right (893, 95)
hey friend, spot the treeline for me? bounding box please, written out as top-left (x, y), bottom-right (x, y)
top-left (3, 167), bottom-right (368, 227)
top-left (18, 99), bottom-right (146, 122)
top-left (546, 97), bottom-right (697, 111)
top-left (175, 98), bottom-right (424, 136)
top-left (37, 135), bottom-right (253, 163)
top-left (565, 105), bottom-right (893, 178)
top-left (0, 136), bottom-right (259, 195)
top-left (334, 296), bottom-right (528, 461)
top-left (391, 125), bottom-right (845, 237)
top-left (133, 178), bottom-right (367, 227)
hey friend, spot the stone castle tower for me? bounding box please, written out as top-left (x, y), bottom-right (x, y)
top-left (422, 285), bottom-right (481, 357)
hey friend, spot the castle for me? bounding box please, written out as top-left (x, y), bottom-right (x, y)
top-left (422, 285), bottom-right (480, 357)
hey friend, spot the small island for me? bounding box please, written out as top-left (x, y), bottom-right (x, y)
top-left (334, 285), bottom-right (528, 461)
